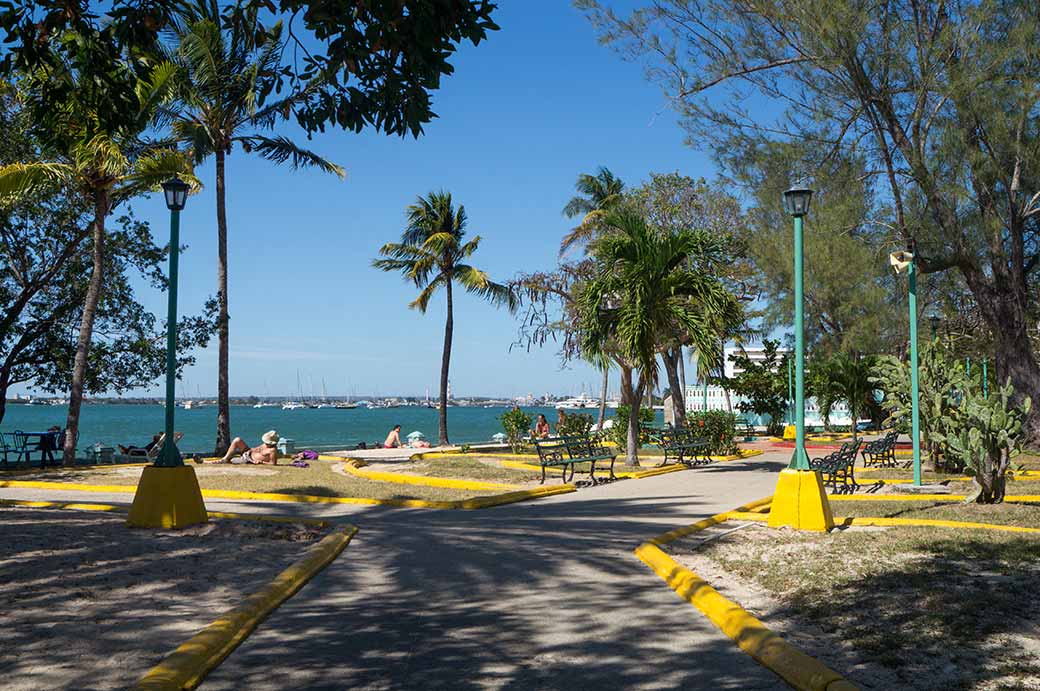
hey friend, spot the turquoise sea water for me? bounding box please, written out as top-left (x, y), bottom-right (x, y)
top-left (0, 403), bottom-right (662, 454)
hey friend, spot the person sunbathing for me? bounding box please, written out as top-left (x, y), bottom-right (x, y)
top-left (119, 433), bottom-right (162, 456)
top-left (383, 425), bottom-right (401, 448)
top-left (211, 430), bottom-right (281, 465)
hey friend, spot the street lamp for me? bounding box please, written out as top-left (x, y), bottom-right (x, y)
top-left (127, 175), bottom-right (207, 529)
top-left (767, 179), bottom-right (834, 533)
top-left (782, 181), bottom-right (813, 470)
top-left (928, 312), bottom-right (941, 340)
top-left (157, 176), bottom-right (189, 467)
top-left (890, 238), bottom-right (923, 486)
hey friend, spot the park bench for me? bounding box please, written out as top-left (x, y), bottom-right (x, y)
top-left (861, 430), bottom-right (899, 468)
top-left (654, 427), bottom-right (710, 467)
top-left (809, 440), bottom-right (863, 494)
top-left (533, 434), bottom-right (617, 486)
top-left (734, 415), bottom-right (756, 442)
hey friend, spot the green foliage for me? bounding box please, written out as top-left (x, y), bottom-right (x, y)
top-left (686, 410), bottom-right (738, 456)
top-left (608, 404), bottom-right (655, 450)
top-left (0, 0), bottom-right (500, 138)
top-left (576, 206), bottom-right (741, 382)
top-left (499, 407), bottom-right (532, 453)
top-left (557, 412), bottom-right (594, 437)
top-left (936, 381), bottom-right (1031, 504)
top-left (459, 443), bottom-right (471, 454)
top-left (872, 342), bottom-right (966, 471)
top-left (727, 339), bottom-right (789, 436)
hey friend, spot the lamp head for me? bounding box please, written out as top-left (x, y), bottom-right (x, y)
top-left (782, 181), bottom-right (814, 217)
top-left (162, 176), bottom-right (189, 211)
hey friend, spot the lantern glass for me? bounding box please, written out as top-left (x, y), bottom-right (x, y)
top-left (162, 177), bottom-right (189, 211)
top-left (782, 182), bottom-right (814, 217)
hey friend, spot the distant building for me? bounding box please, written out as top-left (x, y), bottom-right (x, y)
top-left (684, 383), bottom-right (856, 430)
top-left (723, 345), bottom-right (790, 379)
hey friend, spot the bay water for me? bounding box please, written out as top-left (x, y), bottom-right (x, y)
top-left (1, 403), bottom-right (660, 455)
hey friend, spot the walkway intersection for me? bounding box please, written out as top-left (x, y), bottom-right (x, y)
top-left (1, 451), bottom-right (791, 690)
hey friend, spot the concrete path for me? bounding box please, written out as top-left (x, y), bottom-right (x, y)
top-left (1, 453), bottom-right (790, 690)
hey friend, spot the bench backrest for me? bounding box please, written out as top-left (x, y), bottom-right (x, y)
top-left (535, 434), bottom-right (611, 461)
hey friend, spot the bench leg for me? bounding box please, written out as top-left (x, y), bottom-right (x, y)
top-left (588, 460), bottom-right (597, 485)
top-left (608, 457), bottom-right (616, 481)
top-left (541, 464), bottom-right (546, 485)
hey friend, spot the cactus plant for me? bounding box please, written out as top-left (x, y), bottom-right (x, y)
top-left (871, 342), bottom-right (967, 471)
top-left (936, 379), bottom-right (1030, 504)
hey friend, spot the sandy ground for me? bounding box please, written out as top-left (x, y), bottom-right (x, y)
top-left (0, 507), bottom-right (325, 690)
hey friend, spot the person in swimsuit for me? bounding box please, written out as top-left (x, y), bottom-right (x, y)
top-left (383, 425), bottom-right (401, 448)
top-left (533, 414), bottom-right (551, 438)
top-left (213, 430), bottom-right (281, 465)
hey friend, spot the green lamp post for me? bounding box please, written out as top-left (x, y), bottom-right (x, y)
top-left (782, 181), bottom-right (813, 469)
top-left (928, 312), bottom-right (940, 340)
top-left (156, 176), bottom-right (189, 468)
top-left (906, 239), bottom-right (922, 486)
top-left (767, 179), bottom-right (833, 532)
top-left (126, 175), bottom-right (207, 530)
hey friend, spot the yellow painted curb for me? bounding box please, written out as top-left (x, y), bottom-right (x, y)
top-left (834, 515), bottom-right (1040, 534)
top-left (637, 495), bottom-right (856, 691)
top-left (0, 461), bottom-right (150, 476)
top-left (0, 477), bottom-right (576, 510)
top-left (134, 523), bottom-right (358, 690)
top-left (335, 458), bottom-right (520, 491)
top-left (828, 493), bottom-right (1040, 503)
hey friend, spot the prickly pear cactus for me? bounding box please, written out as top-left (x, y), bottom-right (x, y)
top-left (938, 380), bottom-right (1031, 504)
top-left (871, 342), bottom-right (967, 470)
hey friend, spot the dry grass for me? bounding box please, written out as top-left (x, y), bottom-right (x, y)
top-left (22, 460), bottom-right (496, 502)
top-left (674, 501), bottom-right (1040, 688)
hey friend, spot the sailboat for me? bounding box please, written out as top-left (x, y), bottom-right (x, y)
top-left (282, 370), bottom-right (306, 410)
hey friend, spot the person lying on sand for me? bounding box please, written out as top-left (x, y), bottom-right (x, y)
top-left (208, 430), bottom-right (280, 465)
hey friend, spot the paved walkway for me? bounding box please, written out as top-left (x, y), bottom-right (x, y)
top-left (0, 452), bottom-right (790, 690)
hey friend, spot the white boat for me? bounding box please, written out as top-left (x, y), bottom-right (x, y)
top-left (282, 401), bottom-right (306, 410)
top-left (179, 400), bottom-right (194, 410)
top-left (253, 402), bottom-right (273, 408)
top-left (555, 393), bottom-right (598, 409)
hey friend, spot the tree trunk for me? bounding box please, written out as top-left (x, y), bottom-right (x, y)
top-left (438, 277), bottom-right (453, 446)
top-left (214, 149), bottom-right (231, 455)
top-left (0, 367), bottom-right (9, 426)
top-left (63, 194), bottom-right (108, 466)
top-left (965, 271), bottom-right (1040, 445)
top-left (662, 347), bottom-right (686, 428)
top-left (627, 374), bottom-right (645, 466)
top-left (850, 403), bottom-right (858, 443)
top-left (678, 346), bottom-right (687, 399)
top-left (596, 366), bottom-right (608, 429)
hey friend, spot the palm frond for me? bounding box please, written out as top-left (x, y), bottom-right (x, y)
top-left (237, 135), bottom-right (345, 178)
top-left (455, 265), bottom-right (518, 313)
top-left (0, 163), bottom-right (77, 202)
top-left (409, 273), bottom-right (447, 313)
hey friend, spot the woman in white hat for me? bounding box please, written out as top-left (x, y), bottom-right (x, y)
top-left (212, 430), bottom-right (281, 465)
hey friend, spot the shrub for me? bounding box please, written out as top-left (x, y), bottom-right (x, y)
top-left (686, 410), bottom-right (738, 456)
top-left (557, 412), bottom-right (594, 437)
top-left (609, 404), bottom-right (656, 449)
top-left (499, 407), bottom-right (532, 453)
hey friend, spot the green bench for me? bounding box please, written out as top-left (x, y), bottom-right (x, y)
top-left (734, 415), bottom-right (756, 441)
top-left (654, 427), bottom-right (710, 467)
top-left (533, 433), bottom-right (617, 485)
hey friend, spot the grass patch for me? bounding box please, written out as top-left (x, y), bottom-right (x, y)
top-left (22, 460), bottom-right (495, 502)
top-left (403, 456), bottom-right (542, 483)
top-left (834, 499), bottom-right (1040, 527)
top-left (677, 505), bottom-right (1040, 687)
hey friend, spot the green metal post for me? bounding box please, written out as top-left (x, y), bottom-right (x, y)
top-left (966, 358), bottom-right (971, 377)
top-left (157, 208), bottom-right (183, 467)
top-left (908, 259), bottom-right (922, 486)
top-left (702, 379), bottom-right (708, 412)
top-left (790, 215), bottom-right (809, 469)
top-left (983, 359), bottom-right (988, 398)
top-left (787, 357), bottom-right (793, 425)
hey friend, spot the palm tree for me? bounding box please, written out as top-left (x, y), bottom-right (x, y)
top-left (560, 166), bottom-right (625, 257)
top-left (0, 63), bottom-right (196, 465)
top-left (165, 1), bottom-right (344, 454)
top-left (561, 166), bottom-right (625, 426)
top-left (577, 207), bottom-right (741, 465)
top-left (374, 192), bottom-right (516, 445)
top-left (831, 352), bottom-right (875, 442)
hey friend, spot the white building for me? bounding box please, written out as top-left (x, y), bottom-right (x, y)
top-left (683, 383), bottom-right (857, 429)
top-left (723, 345), bottom-right (791, 379)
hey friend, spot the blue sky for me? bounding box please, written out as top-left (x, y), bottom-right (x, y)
top-left (22, 1), bottom-right (723, 399)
